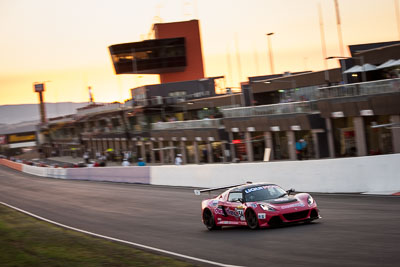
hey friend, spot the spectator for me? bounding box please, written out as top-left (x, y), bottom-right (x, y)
top-left (175, 154), bottom-right (182, 165)
top-left (295, 139), bottom-right (303, 160)
top-left (100, 153), bottom-right (107, 166)
top-left (124, 151), bottom-right (130, 161)
top-left (202, 148), bottom-right (208, 163)
top-left (83, 151), bottom-right (89, 164)
top-left (122, 159), bottom-right (130, 167)
top-left (137, 158), bottom-right (146, 166)
top-left (301, 139), bottom-right (308, 159)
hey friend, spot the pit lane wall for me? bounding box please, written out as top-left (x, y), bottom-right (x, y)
top-left (66, 167), bottom-right (150, 184)
top-left (150, 153), bottom-right (400, 193)
top-left (0, 160), bottom-right (149, 183)
top-left (0, 159), bottom-right (22, 172)
top-left (1, 154), bottom-right (399, 193)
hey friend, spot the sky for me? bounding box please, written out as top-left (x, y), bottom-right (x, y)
top-left (0, 0), bottom-right (399, 106)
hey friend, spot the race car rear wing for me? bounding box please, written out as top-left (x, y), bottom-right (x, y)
top-left (194, 181), bottom-right (252, 195)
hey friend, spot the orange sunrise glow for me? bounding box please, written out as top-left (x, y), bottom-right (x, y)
top-left (0, 0), bottom-right (398, 105)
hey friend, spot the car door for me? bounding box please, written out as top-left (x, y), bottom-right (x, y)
top-left (218, 192), bottom-right (245, 225)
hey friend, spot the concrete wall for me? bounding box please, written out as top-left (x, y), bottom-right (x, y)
top-left (150, 154), bottom-right (400, 193)
top-left (1, 154), bottom-right (399, 193)
top-left (0, 159), bottom-right (22, 171)
top-left (66, 166), bottom-right (150, 184)
top-left (23, 165), bottom-right (47, 177)
top-left (46, 168), bottom-right (67, 179)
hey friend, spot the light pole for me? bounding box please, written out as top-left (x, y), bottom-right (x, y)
top-left (33, 81), bottom-right (51, 125)
top-left (33, 80), bottom-right (51, 158)
top-left (266, 33), bottom-right (275, 74)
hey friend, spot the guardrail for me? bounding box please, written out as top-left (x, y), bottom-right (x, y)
top-left (81, 126), bottom-right (126, 136)
top-left (317, 78), bottom-right (400, 99)
top-left (222, 78), bottom-right (400, 118)
top-left (151, 118), bottom-right (222, 130)
top-left (222, 101), bottom-right (318, 118)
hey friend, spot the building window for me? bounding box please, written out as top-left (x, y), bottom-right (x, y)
top-left (168, 91), bottom-right (187, 97)
top-left (111, 118), bottom-right (120, 127)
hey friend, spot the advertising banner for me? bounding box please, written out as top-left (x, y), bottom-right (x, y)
top-left (7, 132), bottom-right (36, 144)
top-left (0, 135), bottom-right (6, 145)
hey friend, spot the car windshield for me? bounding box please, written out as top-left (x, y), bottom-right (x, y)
top-left (244, 185), bottom-right (287, 202)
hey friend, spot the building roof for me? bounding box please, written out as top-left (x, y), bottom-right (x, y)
top-left (354, 43), bottom-right (400, 65)
top-left (248, 71), bottom-right (311, 83)
top-left (349, 41), bottom-right (400, 57)
top-left (251, 68), bottom-right (342, 94)
top-left (0, 121), bottom-right (37, 135)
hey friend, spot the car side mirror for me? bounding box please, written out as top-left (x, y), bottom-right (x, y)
top-left (287, 188), bottom-right (295, 195)
top-left (238, 198), bottom-right (245, 203)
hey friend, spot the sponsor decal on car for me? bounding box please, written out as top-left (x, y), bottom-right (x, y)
top-left (258, 213), bottom-right (266, 219)
top-left (245, 185), bottom-right (279, 194)
top-left (215, 207), bottom-right (243, 218)
top-left (210, 200), bottom-right (219, 207)
top-left (245, 186), bottom-right (266, 194)
top-left (214, 208), bottom-right (225, 216)
top-left (226, 208), bottom-right (240, 217)
top-left (235, 208), bottom-right (244, 217)
top-left (219, 221), bottom-right (241, 225)
top-left (280, 202), bottom-right (305, 209)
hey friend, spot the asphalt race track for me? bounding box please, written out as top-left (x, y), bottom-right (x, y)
top-left (1, 166), bottom-right (399, 267)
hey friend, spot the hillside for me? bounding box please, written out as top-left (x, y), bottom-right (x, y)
top-left (0, 102), bottom-right (89, 125)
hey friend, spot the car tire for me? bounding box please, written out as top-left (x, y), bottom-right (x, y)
top-left (203, 209), bottom-right (221, 230)
top-left (245, 209), bottom-right (259, 230)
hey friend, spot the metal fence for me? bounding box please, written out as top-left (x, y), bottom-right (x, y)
top-left (222, 78), bottom-right (400, 118)
top-left (222, 101), bottom-right (319, 118)
top-left (151, 118), bottom-right (222, 130)
top-left (317, 78), bottom-right (400, 99)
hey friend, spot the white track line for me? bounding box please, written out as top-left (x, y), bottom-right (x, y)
top-left (0, 201), bottom-right (242, 267)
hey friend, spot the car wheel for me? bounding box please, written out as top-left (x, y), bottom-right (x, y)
top-left (245, 209), bottom-right (259, 230)
top-left (203, 209), bottom-right (220, 230)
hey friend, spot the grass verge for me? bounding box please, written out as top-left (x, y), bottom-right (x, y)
top-left (0, 204), bottom-right (197, 266)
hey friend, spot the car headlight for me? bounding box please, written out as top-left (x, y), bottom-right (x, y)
top-left (307, 196), bottom-right (314, 205)
top-left (260, 204), bottom-right (277, 211)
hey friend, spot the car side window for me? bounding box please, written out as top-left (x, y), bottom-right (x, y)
top-left (228, 192), bottom-right (243, 202)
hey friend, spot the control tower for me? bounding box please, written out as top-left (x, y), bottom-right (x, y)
top-left (109, 20), bottom-right (205, 84)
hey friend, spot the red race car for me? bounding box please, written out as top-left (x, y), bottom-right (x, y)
top-left (195, 182), bottom-right (320, 230)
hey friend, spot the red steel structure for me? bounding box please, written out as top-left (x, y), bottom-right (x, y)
top-left (153, 19), bottom-right (205, 83)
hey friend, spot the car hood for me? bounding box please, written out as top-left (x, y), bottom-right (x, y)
top-left (260, 196), bottom-right (298, 205)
